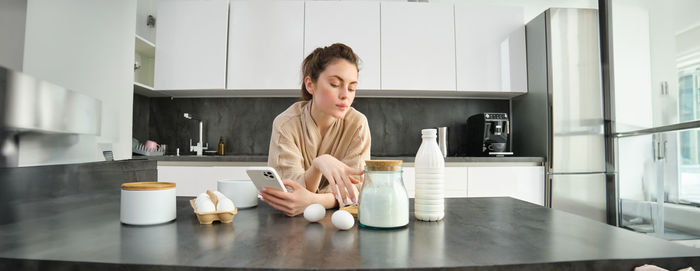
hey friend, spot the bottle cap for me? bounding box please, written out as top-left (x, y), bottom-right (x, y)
top-left (421, 129), bottom-right (437, 135)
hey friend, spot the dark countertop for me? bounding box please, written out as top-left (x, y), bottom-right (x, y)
top-left (137, 154), bottom-right (544, 164)
top-left (0, 194), bottom-right (698, 270)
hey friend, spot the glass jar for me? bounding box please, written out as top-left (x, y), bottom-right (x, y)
top-left (358, 160), bottom-right (409, 229)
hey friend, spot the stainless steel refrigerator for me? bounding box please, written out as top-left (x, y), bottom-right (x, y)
top-left (512, 8), bottom-right (607, 222)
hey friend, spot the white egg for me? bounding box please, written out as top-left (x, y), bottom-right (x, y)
top-left (303, 204), bottom-right (326, 222)
top-left (196, 192), bottom-right (210, 201)
top-left (195, 197), bottom-right (216, 213)
top-left (217, 197), bottom-right (236, 212)
top-left (331, 210), bottom-right (354, 230)
top-left (212, 190), bottom-right (227, 201)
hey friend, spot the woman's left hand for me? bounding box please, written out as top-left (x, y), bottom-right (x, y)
top-left (259, 179), bottom-right (315, 216)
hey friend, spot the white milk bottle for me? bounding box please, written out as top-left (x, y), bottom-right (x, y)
top-left (414, 129), bottom-right (445, 221)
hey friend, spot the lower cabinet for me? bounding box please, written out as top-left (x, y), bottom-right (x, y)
top-left (158, 165), bottom-right (250, 197)
top-left (404, 165), bottom-right (544, 205)
top-left (159, 164), bottom-right (544, 206)
top-left (467, 166), bottom-right (545, 206)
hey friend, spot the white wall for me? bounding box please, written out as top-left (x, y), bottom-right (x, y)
top-left (647, 1), bottom-right (679, 128)
top-left (0, 0), bottom-right (27, 71)
top-left (18, 0), bottom-right (136, 166)
top-left (611, 0), bottom-right (653, 132)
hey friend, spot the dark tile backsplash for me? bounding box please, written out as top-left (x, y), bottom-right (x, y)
top-left (134, 95), bottom-right (510, 157)
top-left (132, 94), bottom-right (150, 143)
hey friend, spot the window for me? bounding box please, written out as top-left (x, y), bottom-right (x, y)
top-left (678, 66), bottom-right (700, 205)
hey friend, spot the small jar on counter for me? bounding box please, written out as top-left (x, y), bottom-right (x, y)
top-left (358, 160), bottom-right (409, 229)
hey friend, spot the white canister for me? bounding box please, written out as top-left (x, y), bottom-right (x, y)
top-left (120, 182), bottom-right (176, 225)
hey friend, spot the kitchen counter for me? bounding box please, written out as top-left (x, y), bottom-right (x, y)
top-left (137, 154), bottom-right (544, 164)
top-left (1, 195), bottom-right (698, 270)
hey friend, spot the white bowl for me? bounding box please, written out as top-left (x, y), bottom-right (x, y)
top-left (120, 182), bottom-right (176, 225)
top-left (218, 179), bottom-right (258, 208)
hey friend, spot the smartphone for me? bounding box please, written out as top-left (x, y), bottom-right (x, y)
top-left (246, 166), bottom-right (288, 193)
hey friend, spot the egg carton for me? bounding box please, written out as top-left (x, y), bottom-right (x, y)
top-left (132, 143), bottom-right (167, 156)
top-left (189, 190), bottom-right (238, 224)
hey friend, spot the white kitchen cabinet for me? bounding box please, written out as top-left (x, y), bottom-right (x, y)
top-left (467, 166), bottom-right (545, 206)
top-left (454, 4), bottom-right (526, 93)
top-left (158, 165), bottom-right (250, 197)
top-left (154, 0), bottom-right (229, 90)
top-left (227, 1), bottom-right (304, 90)
top-left (380, 2), bottom-right (456, 91)
top-left (304, 1), bottom-right (380, 90)
top-left (402, 166), bottom-right (468, 198)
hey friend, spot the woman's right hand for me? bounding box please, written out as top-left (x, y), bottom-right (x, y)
top-left (312, 154), bottom-right (363, 205)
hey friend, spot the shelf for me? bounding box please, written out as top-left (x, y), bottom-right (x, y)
top-left (134, 82), bottom-right (168, 97)
top-left (135, 34), bottom-right (155, 58)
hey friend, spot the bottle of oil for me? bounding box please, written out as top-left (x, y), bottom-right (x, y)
top-left (217, 137), bottom-right (225, 156)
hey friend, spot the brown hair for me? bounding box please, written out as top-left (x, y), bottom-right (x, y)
top-left (300, 43), bottom-right (359, 101)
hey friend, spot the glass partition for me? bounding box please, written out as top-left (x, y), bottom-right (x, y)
top-left (617, 129), bottom-right (700, 240)
top-left (607, 0), bottom-right (700, 242)
top-left (611, 0), bottom-right (700, 133)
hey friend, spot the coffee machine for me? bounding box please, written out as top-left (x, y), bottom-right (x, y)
top-left (466, 113), bottom-right (512, 156)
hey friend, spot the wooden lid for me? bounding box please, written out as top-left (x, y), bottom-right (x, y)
top-left (365, 160), bottom-right (402, 171)
top-left (121, 182), bottom-right (175, 191)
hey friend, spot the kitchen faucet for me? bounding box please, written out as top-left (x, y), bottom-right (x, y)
top-left (183, 113), bottom-right (208, 156)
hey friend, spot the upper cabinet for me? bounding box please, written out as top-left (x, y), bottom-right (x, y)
top-left (381, 2), bottom-right (456, 91)
top-left (455, 4), bottom-right (527, 93)
top-left (150, 1), bottom-right (527, 98)
top-left (304, 1), bottom-right (380, 90)
top-left (227, 1), bottom-right (304, 90)
top-left (154, 0), bottom-right (228, 90)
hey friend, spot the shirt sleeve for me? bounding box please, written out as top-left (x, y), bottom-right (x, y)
top-left (340, 117), bottom-right (371, 171)
top-left (268, 123), bottom-right (306, 186)
top-left (318, 116), bottom-right (372, 194)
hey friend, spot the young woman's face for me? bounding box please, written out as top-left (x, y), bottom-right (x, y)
top-left (306, 59), bottom-right (358, 119)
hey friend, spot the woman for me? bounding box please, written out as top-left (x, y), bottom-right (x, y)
top-left (261, 43), bottom-right (371, 216)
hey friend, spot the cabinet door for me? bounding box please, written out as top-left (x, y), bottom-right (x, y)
top-left (445, 167), bottom-right (468, 198)
top-left (467, 166), bottom-right (544, 205)
top-left (158, 165), bottom-right (250, 197)
top-left (227, 1), bottom-right (304, 90)
top-left (454, 4), bottom-right (526, 92)
top-left (304, 1), bottom-right (380, 90)
top-left (154, 0), bottom-right (228, 90)
top-left (380, 2), bottom-right (456, 91)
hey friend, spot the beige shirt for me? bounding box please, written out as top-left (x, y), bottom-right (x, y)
top-left (268, 101), bottom-right (371, 193)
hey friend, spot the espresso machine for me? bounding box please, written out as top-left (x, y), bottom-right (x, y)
top-left (466, 113), bottom-right (512, 156)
